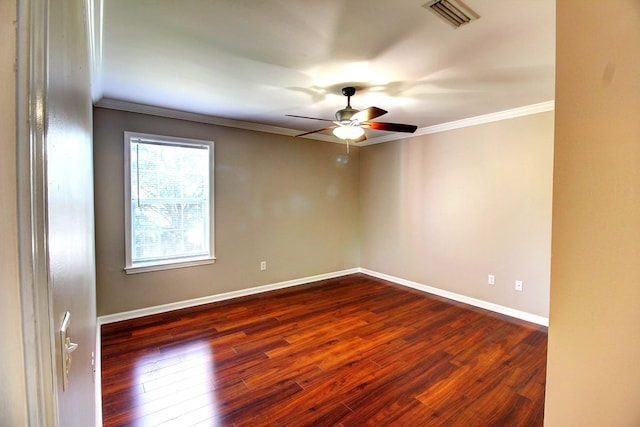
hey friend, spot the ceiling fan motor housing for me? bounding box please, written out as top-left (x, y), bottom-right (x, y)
top-left (336, 87), bottom-right (359, 123)
top-left (335, 107), bottom-right (359, 123)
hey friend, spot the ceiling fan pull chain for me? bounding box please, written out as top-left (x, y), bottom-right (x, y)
top-left (347, 139), bottom-right (350, 154)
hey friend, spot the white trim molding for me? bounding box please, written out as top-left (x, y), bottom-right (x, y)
top-left (360, 269), bottom-right (549, 326)
top-left (361, 101), bottom-right (555, 145)
top-left (98, 268), bottom-right (548, 327)
top-left (95, 98), bottom-right (338, 143)
top-left (94, 98), bottom-right (555, 146)
top-left (87, 0), bottom-right (103, 102)
top-left (94, 324), bottom-right (102, 427)
top-left (16, 0), bottom-right (58, 425)
top-left (98, 268), bottom-right (359, 325)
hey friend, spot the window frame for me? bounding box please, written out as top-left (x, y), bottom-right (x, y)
top-left (123, 131), bottom-right (215, 274)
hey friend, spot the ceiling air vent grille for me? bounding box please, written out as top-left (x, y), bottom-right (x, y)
top-left (423, 0), bottom-right (479, 28)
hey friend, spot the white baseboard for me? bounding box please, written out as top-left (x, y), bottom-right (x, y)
top-left (98, 267), bottom-right (548, 327)
top-left (97, 268), bottom-right (360, 325)
top-left (360, 268), bottom-right (549, 326)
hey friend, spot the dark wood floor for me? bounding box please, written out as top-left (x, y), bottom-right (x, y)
top-left (101, 274), bottom-right (547, 426)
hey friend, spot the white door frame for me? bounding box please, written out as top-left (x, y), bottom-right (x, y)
top-left (16, 0), bottom-right (58, 425)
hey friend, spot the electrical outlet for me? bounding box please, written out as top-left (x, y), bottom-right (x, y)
top-left (515, 280), bottom-right (523, 291)
top-left (488, 274), bottom-right (495, 285)
top-left (260, 261), bottom-right (267, 271)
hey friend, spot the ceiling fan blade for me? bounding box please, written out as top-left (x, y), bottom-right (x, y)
top-left (363, 121), bottom-right (418, 133)
top-left (351, 106), bottom-right (387, 122)
top-left (294, 126), bottom-right (337, 137)
top-left (286, 114), bottom-right (334, 123)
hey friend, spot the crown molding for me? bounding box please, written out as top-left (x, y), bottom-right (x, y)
top-left (95, 98), bottom-right (340, 142)
top-left (360, 100), bottom-right (555, 145)
top-left (95, 98), bottom-right (554, 146)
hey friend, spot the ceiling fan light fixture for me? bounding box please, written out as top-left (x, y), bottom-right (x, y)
top-left (333, 125), bottom-right (365, 140)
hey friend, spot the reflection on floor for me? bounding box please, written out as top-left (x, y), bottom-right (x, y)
top-left (101, 274), bottom-right (547, 426)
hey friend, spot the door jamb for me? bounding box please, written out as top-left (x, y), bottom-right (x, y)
top-left (16, 0), bottom-right (58, 425)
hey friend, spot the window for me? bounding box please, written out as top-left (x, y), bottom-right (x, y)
top-left (124, 132), bottom-right (214, 273)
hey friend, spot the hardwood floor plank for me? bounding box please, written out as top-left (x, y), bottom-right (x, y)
top-left (101, 273), bottom-right (547, 426)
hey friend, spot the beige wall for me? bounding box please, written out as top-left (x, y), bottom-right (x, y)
top-left (544, 1), bottom-right (640, 425)
top-left (94, 108), bottom-right (554, 319)
top-left (0, 0), bottom-right (28, 424)
top-left (360, 112), bottom-right (554, 318)
top-left (94, 108), bottom-right (360, 315)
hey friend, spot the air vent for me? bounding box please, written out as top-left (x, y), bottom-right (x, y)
top-left (423, 0), bottom-right (479, 28)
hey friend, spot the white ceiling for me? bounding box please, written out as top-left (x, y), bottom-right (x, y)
top-left (93, 0), bottom-right (555, 143)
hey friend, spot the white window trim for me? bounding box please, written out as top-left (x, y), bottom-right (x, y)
top-left (123, 131), bottom-right (215, 274)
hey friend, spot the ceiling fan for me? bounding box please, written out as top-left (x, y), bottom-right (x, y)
top-left (287, 86), bottom-right (418, 143)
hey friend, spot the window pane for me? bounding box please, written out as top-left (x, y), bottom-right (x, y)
top-left (129, 137), bottom-right (210, 266)
top-left (132, 201), bottom-right (207, 261)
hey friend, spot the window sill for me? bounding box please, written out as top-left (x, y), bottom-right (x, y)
top-left (124, 257), bottom-right (216, 275)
